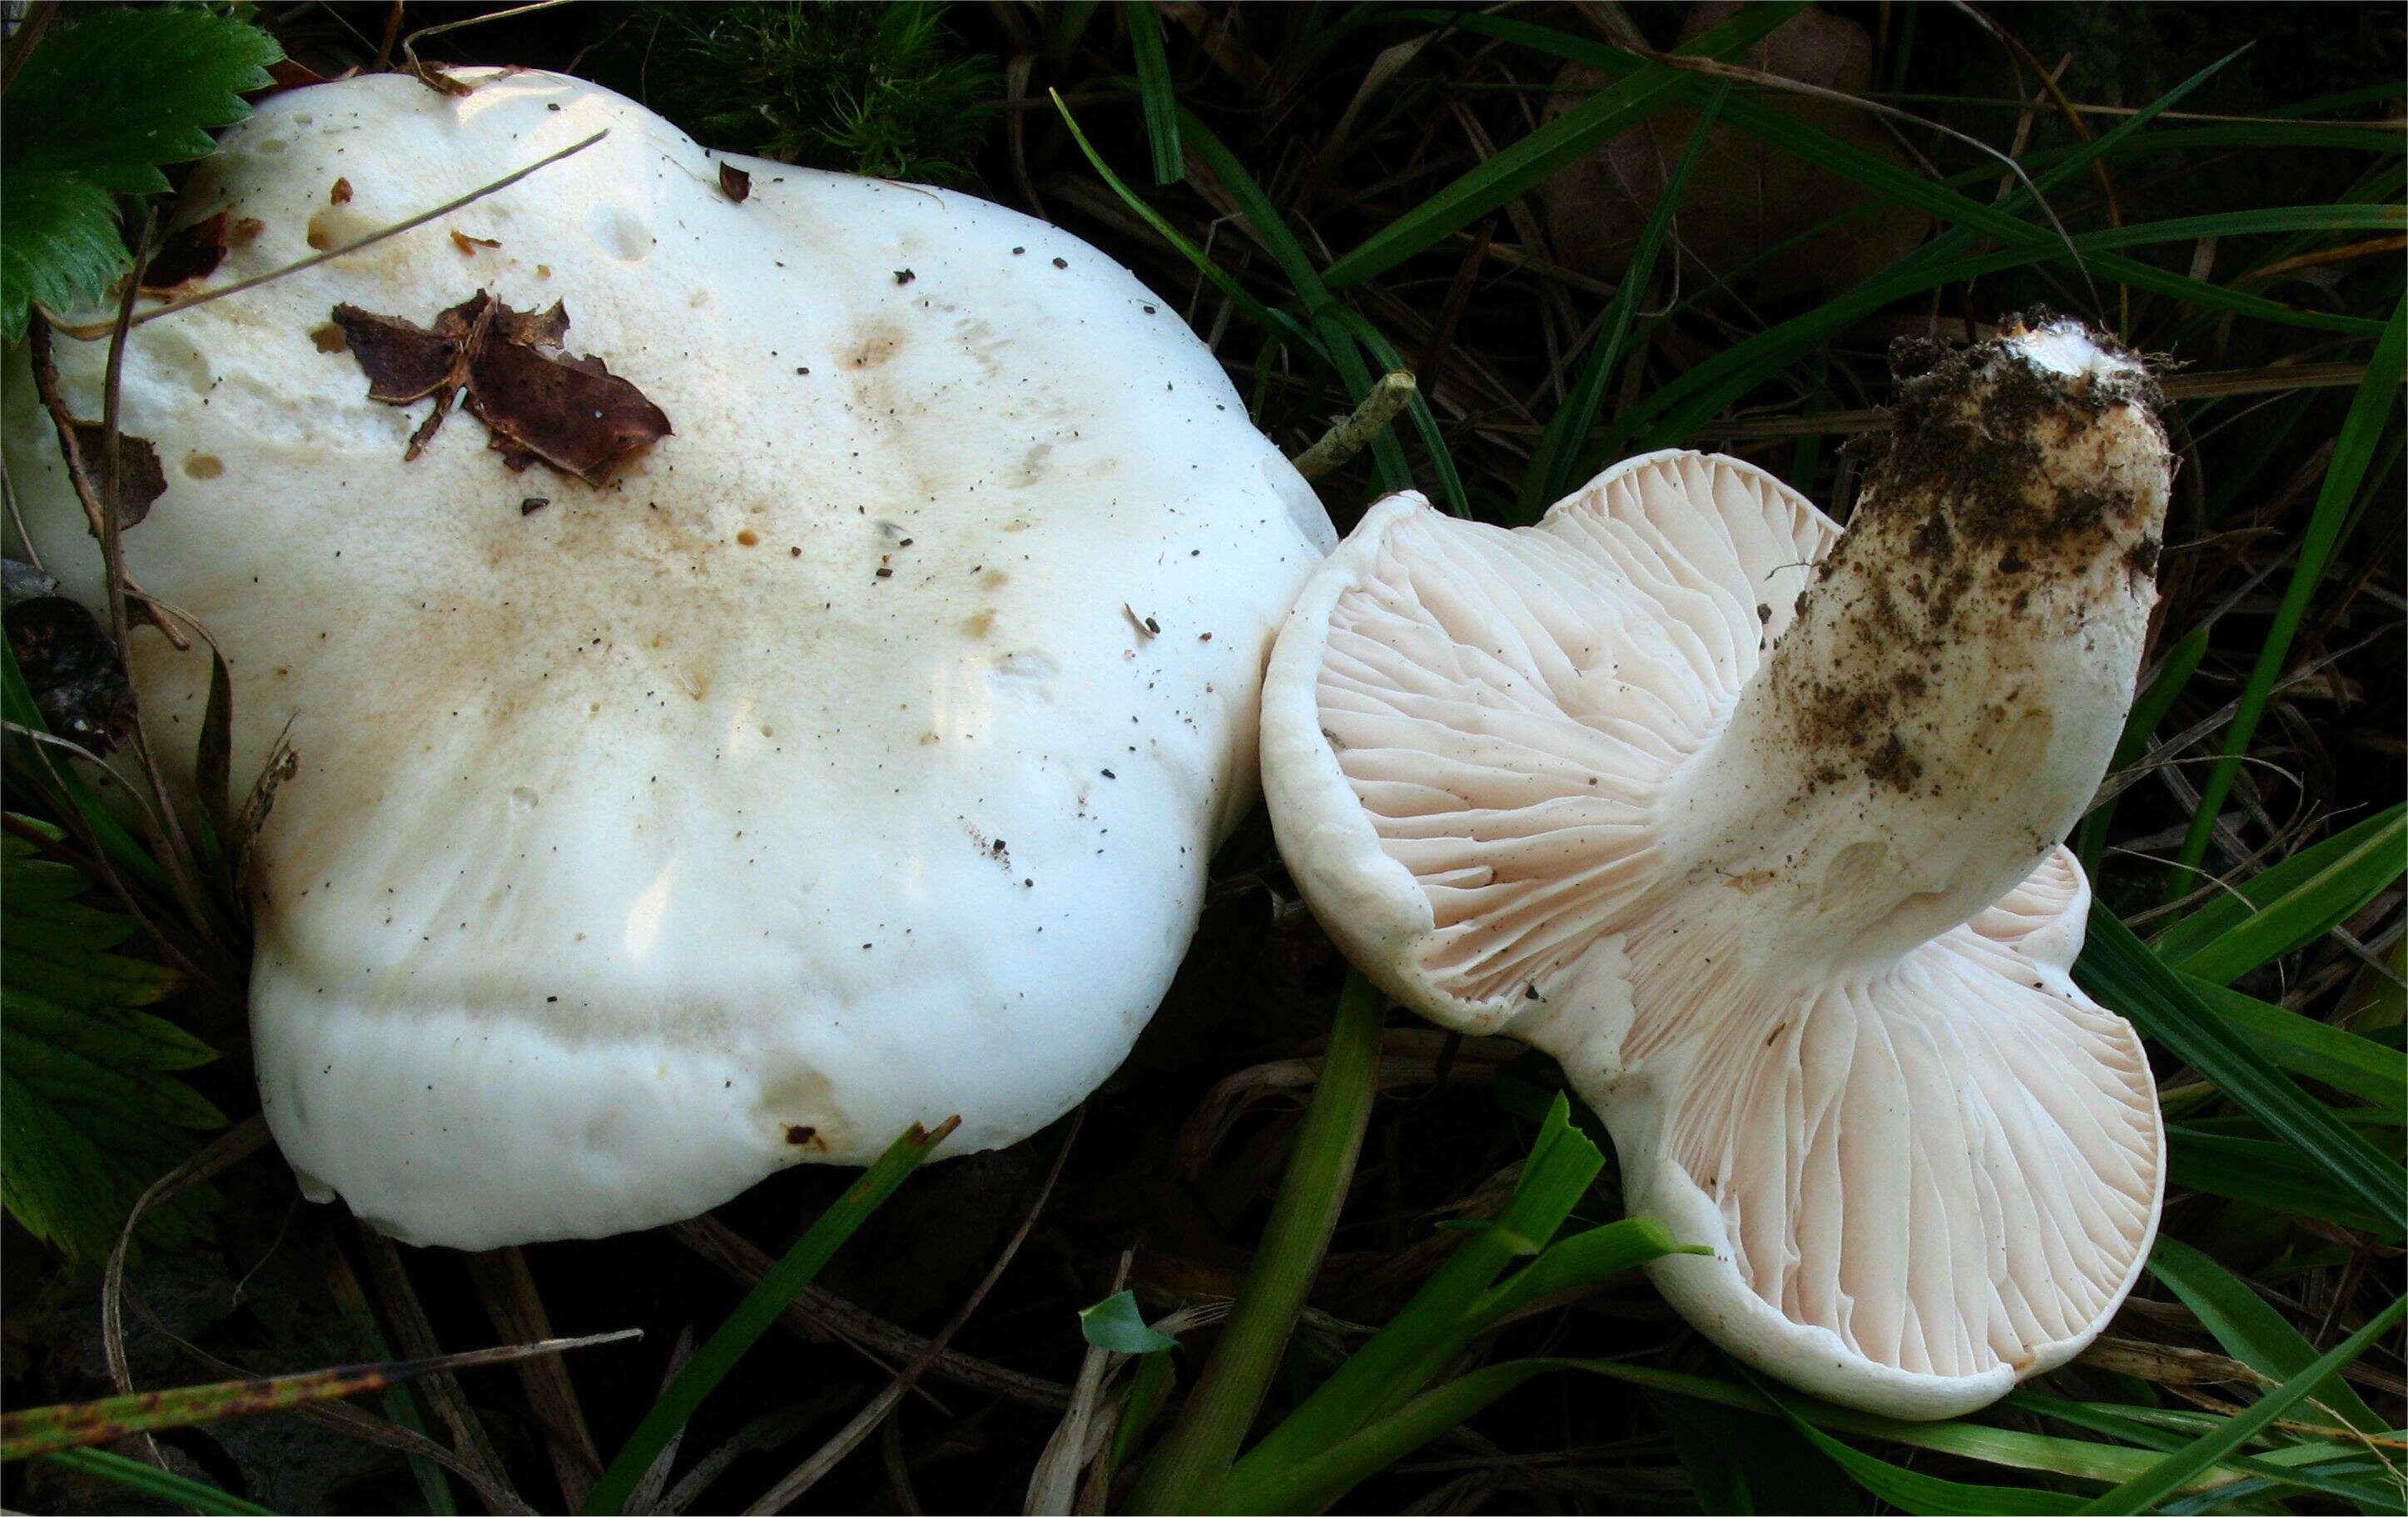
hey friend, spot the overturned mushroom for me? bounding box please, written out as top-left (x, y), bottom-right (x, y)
top-left (5, 72), bottom-right (1334, 1249)
top-left (1260, 317), bottom-right (2167, 1417)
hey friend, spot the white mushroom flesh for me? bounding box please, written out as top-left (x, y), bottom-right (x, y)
top-left (4, 71), bottom-right (1334, 1249)
top-left (1261, 318), bottom-right (2167, 1417)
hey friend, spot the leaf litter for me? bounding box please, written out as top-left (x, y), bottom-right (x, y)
top-left (330, 291), bottom-right (672, 485)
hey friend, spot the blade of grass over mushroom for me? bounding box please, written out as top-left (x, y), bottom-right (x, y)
top-left (1171, 111), bottom-right (1421, 496)
top-left (2147, 1236), bottom-right (2389, 1435)
top-left (2153, 803), bottom-right (2406, 985)
top-left (0, 1331), bottom-right (641, 1461)
top-left (2075, 908), bottom-right (2406, 1225)
top-left (1048, 91), bottom-right (1313, 352)
top-left (582, 1117), bottom-right (956, 1516)
top-left (1124, 973), bottom-right (1384, 1515)
top-left (38, 1448), bottom-right (273, 1517)
top-left (1120, 1), bottom-right (1180, 187)
top-left (2168, 296), bottom-right (2406, 901)
top-left (2073, 1293), bottom-right (2408, 1515)
top-left (1518, 82), bottom-right (1727, 520)
top-left (1318, 2), bottom-right (1806, 291)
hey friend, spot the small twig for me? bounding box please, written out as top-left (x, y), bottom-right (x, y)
top-left (745, 1112), bottom-right (1086, 1513)
top-left (371, 0), bottom-right (405, 72)
top-left (360, 1227), bottom-right (523, 1514)
top-left (467, 1247), bottom-right (606, 1508)
top-left (102, 1118), bottom-right (271, 1470)
top-left (46, 131), bottom-right (610, 340)
top-left (669, 1216), bottom-right (1070, 1410)
top-left (399, 0), bottom-right (573, 92)
top-left (1292, 371), bottom-right (1418, 478)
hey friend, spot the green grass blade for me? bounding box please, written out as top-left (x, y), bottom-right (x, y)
top-left (1170, 110), bottom-right (1422, 495)
top-left (1472, 1216), bottom-right (1703, 1324)
top-left (2073, 1293), bottom-right (2408, 1514)
top-left (1427, 19), bottom-right (2240, 459)
top-left (2147, 1236), bottom-right (2388, 1435)
top-left (1229, 1098), bottom-right (1634, 1480)
top-left (2182, 979), bottom-right (2405, 1116)
top-left (1316, 306), bottom-right (1467, 510)
top-left (2003, 1391), bottom-right (2395, 1507)
top-left (39, 1449), bottom-right (274, 1516)
top-left (581, 1117), bottom-right (956, 1515)
top-left (1121, 0), bottom-right (1182, 187)
top-left (1750, 1380), bottom-right (2085, 1515)
top-left (1224, 1354), bottom-right (2202, 1515)
top-left (2169, 295), bottom-right (2406, 898)
top-left (2152, 803), bottom-right (2406, 984)
top-left (2073, 907), bottom-right (2406, 1224)
top-left (1518, 82), bottom-right (1729, 520)
top-left (1049, 92), bottom-right (1318, 353)
top-left (2166, 1127), bottom-right (2400, 1236)
top-left (1319, 2), bottom-right (1805, 290)
top-left (1125, 974), bottom-right (1385, 1515)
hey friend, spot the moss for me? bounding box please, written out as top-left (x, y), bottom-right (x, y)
top-left (602, 3), bottom-right (995, 184)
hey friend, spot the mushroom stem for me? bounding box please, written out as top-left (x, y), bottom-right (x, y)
top-left (1656, 317), bottom-right (2171, 972)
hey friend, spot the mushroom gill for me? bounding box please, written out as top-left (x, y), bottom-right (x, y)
top-left (1261, 316), bottom-right (2168, 1418)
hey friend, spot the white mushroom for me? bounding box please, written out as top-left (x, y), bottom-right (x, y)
top-left (1260, 317), bottom-right (2167, 1418)
top-left (4, 71), bottom-right (1334, 1249)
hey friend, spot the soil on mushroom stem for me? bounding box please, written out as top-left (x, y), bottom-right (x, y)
top-left (1780, 321), bottom-right (2169, 796)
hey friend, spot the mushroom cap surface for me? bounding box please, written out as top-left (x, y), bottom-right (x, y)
top-left (1262, 440), bottom-right (2164, 1418)
top-left (6, 70), bottom-right (1333, 1249)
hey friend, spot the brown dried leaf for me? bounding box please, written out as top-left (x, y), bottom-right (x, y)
top-left (65, 425), bottom-right (166, 528)
top-left (330, 292), bottom-right (670, 484)
top-left (330, 301), bottom-right (469, 404)
top-left (141, 213), bottom-right (230, 294)
top-left (330, 177), bottom-right (353, 205)
top-left (467, 335), bottom-right (672, 485)
top-left (1540, 2), bottom-right (1929, 303)
top-left (718, 162), bottom-right (752, 204)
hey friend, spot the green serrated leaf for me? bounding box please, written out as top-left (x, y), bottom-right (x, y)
top-left (1080, 1290), bottom-right (1181, 1355)
top-left (0, 171), bottom-right (124, 342)
top-left (0, 818), bottom-right (221, 1261)
top-left (1, 8), bottom-right (281, 189)
top-left (0, 7), bottom-right (281, 338)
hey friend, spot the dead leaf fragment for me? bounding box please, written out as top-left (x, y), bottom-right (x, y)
top-left (330, 291), bottom-right (672, 484)
top-left (66, 424), bottom-right (166, 528)
top-left (449, 230), bottom-right (501, 256)
top-left (1540, 2), bottom-right (1929, 304)
top-left (717, 162), bottom-right (752, 203)
top-left (142, 213), bottom-right (230, 294)
top-left (330, 177), bottom-right (353, 205)
top-left (4, 596), bottom-right (137, 754)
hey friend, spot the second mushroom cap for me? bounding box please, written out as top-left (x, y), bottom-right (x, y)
top-left (1260, 320), bottom-right (2168, 1418)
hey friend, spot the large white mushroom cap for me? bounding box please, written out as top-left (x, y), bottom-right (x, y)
top-left (1262, 322), bottom-right (2167, 1418)
top-left (6, 71), bottom-right (1333, 1249)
